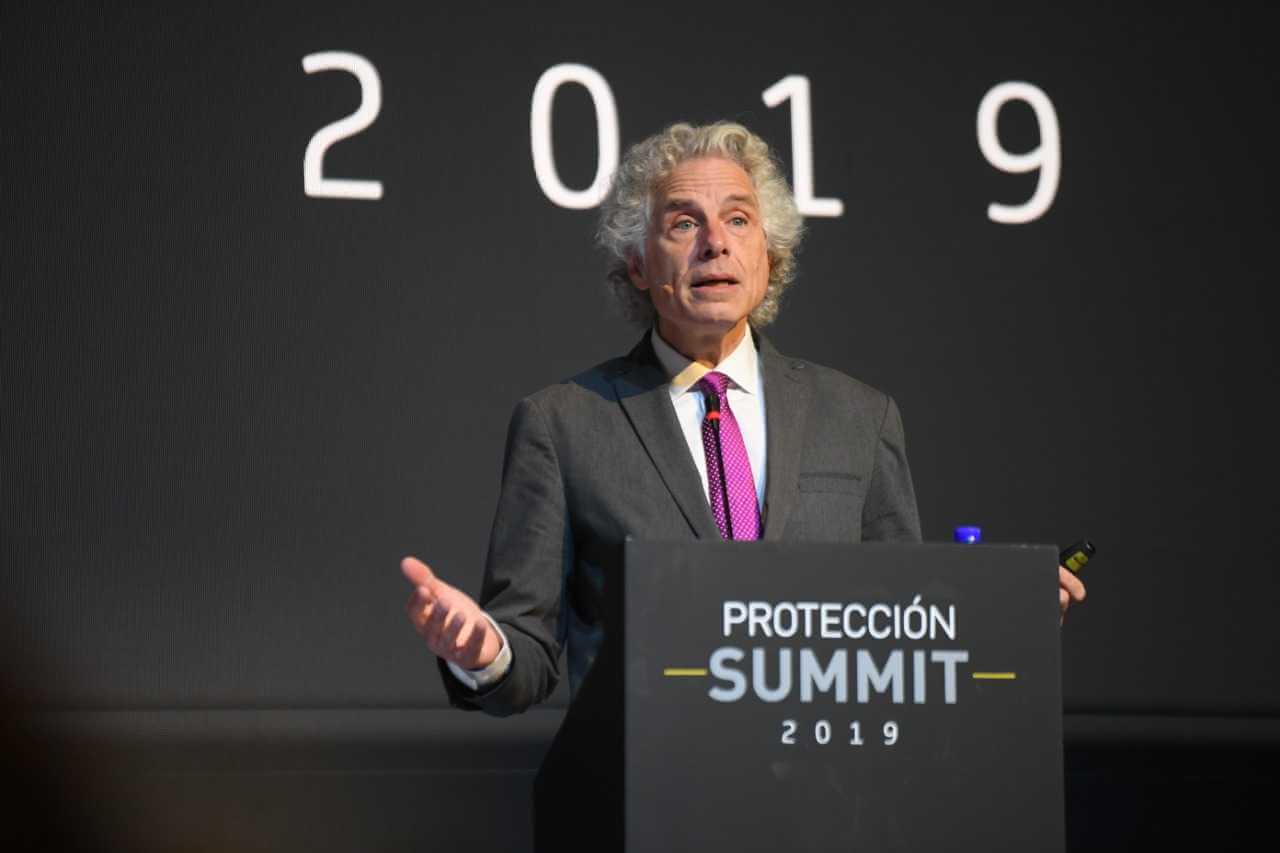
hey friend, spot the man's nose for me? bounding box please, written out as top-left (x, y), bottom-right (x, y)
top-left (699, 221), bottom-right (728, 258)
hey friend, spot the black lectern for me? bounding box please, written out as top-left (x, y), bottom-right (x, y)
top-left (535, 541), bottom-right (1064, 852)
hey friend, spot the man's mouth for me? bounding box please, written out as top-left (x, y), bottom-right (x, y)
top-left (692, 277), bottom-right (738, 288)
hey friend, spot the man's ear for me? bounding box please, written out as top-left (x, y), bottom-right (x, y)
top-left (627, 254), bottom-right (649, 291)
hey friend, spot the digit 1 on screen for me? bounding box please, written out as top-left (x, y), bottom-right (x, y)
top-left (301, 52), bottom-right (383, 200)
top-left (530, 63), bottom-right (620, 210)
top-left (762, 75), bottom-right (844, 218)
top-left (976, 81), bottom-right (1060, 224)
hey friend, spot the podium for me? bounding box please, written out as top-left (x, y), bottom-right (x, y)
top-left (534, 541), bottom-right (1065, 852)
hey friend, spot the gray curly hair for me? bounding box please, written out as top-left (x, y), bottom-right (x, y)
top-left (596, 121), bottom-right (804, 328)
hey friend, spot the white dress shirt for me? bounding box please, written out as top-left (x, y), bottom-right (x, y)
top-left (448, 326), bottom-right (769, 691)
top-left (649, 327), bottom-right (768, 509)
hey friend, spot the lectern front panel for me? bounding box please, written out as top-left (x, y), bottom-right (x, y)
top-left (624, 541), bottom-right (1064, 853)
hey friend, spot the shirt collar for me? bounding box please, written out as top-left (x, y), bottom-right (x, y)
top-left (650, 326), bottom-right (760, 398)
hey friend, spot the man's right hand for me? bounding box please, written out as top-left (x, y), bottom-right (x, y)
top-left (401, 556), bottom-right (502, 671)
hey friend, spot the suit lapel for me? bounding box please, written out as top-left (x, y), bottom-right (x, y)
top-left (758, 333), bottom-right (810, 541)
top-left (611, 334), bottom-right (721, 539)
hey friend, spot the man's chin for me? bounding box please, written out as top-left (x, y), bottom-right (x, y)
top-left (660, 313), bottom-right (747, 338)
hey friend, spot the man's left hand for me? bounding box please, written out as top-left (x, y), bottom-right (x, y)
top-left (1059, 565), bottom-right (1086, 625)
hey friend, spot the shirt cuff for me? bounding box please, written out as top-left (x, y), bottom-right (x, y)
top-left (444, 613), bottom-right (511, 691)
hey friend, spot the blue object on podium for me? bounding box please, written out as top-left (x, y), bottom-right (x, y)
top-left (534, 540), bottom-right (1064, 852)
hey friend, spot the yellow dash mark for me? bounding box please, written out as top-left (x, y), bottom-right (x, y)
top-left (971, 672), bottom-right (1017, 680)
top-left (663, 668), bottom-right (709, 677)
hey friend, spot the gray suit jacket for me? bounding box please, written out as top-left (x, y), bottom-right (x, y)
top-left (439, 328), bottom-right (922, 715)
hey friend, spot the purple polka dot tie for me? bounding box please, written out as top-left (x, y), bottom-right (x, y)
top-left (697, 371), bottom-right (761, 541)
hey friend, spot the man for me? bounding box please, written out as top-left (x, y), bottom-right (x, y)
top-left (400, 122), bottom-right (1086, 716)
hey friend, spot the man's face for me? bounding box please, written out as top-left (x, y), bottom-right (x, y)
top-left (628, 157), bottom-right (770, 344)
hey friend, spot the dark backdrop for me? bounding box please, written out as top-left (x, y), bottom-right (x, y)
top-left (4, 2), bottom-right (1277, 850)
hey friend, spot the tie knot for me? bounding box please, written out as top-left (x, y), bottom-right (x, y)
top-left (697, 371), bottom-right (731, 398)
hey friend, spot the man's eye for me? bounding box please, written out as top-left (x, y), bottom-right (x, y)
top-left (673, 220), bottom-right (696, 231)
top-left (730, 215), bottom-right (749, 227)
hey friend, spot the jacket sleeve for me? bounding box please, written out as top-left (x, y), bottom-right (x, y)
top-left (860, 395), bottom-right (923, 544)
top-left (438, 396), bottom-right (572, 716)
